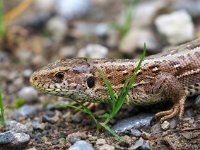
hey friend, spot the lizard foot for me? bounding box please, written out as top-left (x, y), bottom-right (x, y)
top-left (155, 96), bottom-right (186, 123)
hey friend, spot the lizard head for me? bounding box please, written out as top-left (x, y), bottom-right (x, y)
top-left (30, 58), bottom-right (110, 102)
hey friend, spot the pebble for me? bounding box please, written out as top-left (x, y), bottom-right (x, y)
top-left (23, 69), bottom-right (33, 78)
top-left (18, 87), bottom-right (38, 103)
top-left (74, 22), bottom-right (110, 37)
top-left (161, 121), bottom-right (170, 130)
top-left (95, 23), bottom-right (110, 37)
top-left (155, 10), bottom-right (194, 45)
top-left (13, 105), bottom-right (37, 120)
top-left (16, 50), bottom-right (33, 63)
top-left (0, 131), bottom-right (30, 150)
top-left (119, 28), bottom-right (159, 54)
top-left (99, 144), bottom-right (114, 150)
top-left (128, 137), bottom-right (150, 150)
top-left (67, 132), bottom-right (87, 144)
top-left (5, 120), bottom-right (31, 133)
top-left (133, 0), bottom-right (167, 26)
top-left (151, 122), bottom-right (161, 133)
top-left (68, 140), bottom-right (94, 150)
top-left (77, 44), bottom-right (108, 58)
top-left (112, 114), bottom-right (153, 134)
top-left (173, 0), bottom-right (200, 18)
top-left (42, 110), bottom-right (60, 123)
top-left (131, 129), bottom-right (142, 137)
top-left (129, 137), bottom-right (144, 150)
top-left (184, 108), bottom-right (193, 118)
top-left (32, 120), bottom-right (46, 130)
top-left (59, 46), bottom-right (77, 58)
top-left (46, 16), bottom-right (68, 42)
top-left (96, 139), bottom-right (106, 145)
top-left (169, 117), bottom-right (178, 129)
top-left (55, 0), bottom-right (92, 20)
top-left (0, 51), bottom-right (8, 62)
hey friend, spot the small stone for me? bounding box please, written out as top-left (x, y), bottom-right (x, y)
top-left (46, 16), bottom-right (68, 42)
top-left (131, 129), bottom-right (142, 137)
top-left (161, 121), bottom-right (170, 130)
top-left (18, 87), bottom-right (38, 103)
top-left (0, 131), bottom-right (30, 150)
top-left (0, 51), bottom-right (8, 62)
top-left (13, 105), bottom-right (37, 120)
top-left (78, 44), bottom-right (108, 58)
top-left (184, 108), bottom-right (193, 118)
top-left (55, 0), bottom-right (92, 20)
top-left (67, 132), bottom-right (87, 144)
top-left (95, 23), bottom-right (110, 37)
top-left (119, 28), bottom-right (159, 54)
top-left (68, 140), bottom-right (94, 150)
top-left (129, 137), bottom-right (144, 150)
top-left (16, 50), bottom-right (32, 63)
top-left (99, 144), bottom-right (114, 150)
top-left (42, 111), bottom-right (60, 123)
top-left (151, 122), bottom-right (161, 133)
top-left (96, 139), bottom-right (106, 145)
top-left (23, 69), bottom-right (33, 78)
top-left (59, 46), bottom-right (77, 58)
top-left (32, 120), bottom-right (46, 130)
top-left (140, 140), bottom-right (150, 150)
top-left (155, 10), bottom-right (194, 45)
top-left (132, 0), bottom-right (166, 26)
top-left (112, 114), bottom-right (153, 134)
top-left (173, 0), bottom-right (200, 18)
top-left (6, 120), bottom-right (31, 133)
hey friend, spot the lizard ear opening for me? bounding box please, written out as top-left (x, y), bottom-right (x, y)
top-left (87, 76), bottom-right (96, 88)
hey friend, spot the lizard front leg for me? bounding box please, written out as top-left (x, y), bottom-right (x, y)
top-left (150, 73), bottom-right (187, 122)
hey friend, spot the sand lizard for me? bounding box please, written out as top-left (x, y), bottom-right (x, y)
top-left (30, 40), bottom-right (200, 122)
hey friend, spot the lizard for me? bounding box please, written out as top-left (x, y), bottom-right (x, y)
top-left (30, 39), bottom-right (200, 122)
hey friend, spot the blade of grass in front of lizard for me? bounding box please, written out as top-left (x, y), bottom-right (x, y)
top-left (0, 91), bottom-right (5, 128)
top-left (102, 43), bottom-right (147, 125)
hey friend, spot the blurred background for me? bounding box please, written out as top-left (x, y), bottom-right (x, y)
top-left (1, 0), bottom-right (200, 109)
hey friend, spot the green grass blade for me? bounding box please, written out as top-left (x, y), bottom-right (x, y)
top-left (100, 123), bottom-right (124, 141)
top-left (0, 91), bottom-right (5, 128)
top-left (99, 69), bottom-right (116, 104)
top-left (59, 101), bottom-right (99, 126)
top-left (0, 0), bottom-right (5, 38)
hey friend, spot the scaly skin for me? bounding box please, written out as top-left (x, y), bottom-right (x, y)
top-left (30, 40), bottom-right (200, 122)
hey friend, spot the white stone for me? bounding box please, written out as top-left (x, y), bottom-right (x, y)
top-left (119, 28), bottom-right (158, 54)
top-left (18, 87), bottom-right (38, 103)
top-left (155, 10), bottom-right (194, 45)
top-left (133, 0), bottom-right (166, 26)
top-left (55, 0), bottom-right (92, 20)
top-left (161, 121), bottom-right (170, 130)
top-left (59, 46), bottom-right (77, 58)
top-left (78, 44), bottom-right (108, 58)
top-left (46, 16), bottom-right (68, 42)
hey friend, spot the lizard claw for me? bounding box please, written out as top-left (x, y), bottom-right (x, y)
top-left (155, 96), bottom-right (186, 123)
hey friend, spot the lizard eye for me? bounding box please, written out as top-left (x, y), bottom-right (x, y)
top-left (87, 76), bottom-right (96, 88)
top-left (55, 72), bottom-right (64, 80)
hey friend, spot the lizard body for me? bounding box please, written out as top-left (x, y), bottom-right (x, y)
top-left (30, 40), bottom-right (200, 122)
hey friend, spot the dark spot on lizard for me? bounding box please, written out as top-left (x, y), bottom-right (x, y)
top-left (117, 65), bottom-right (126, 71)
